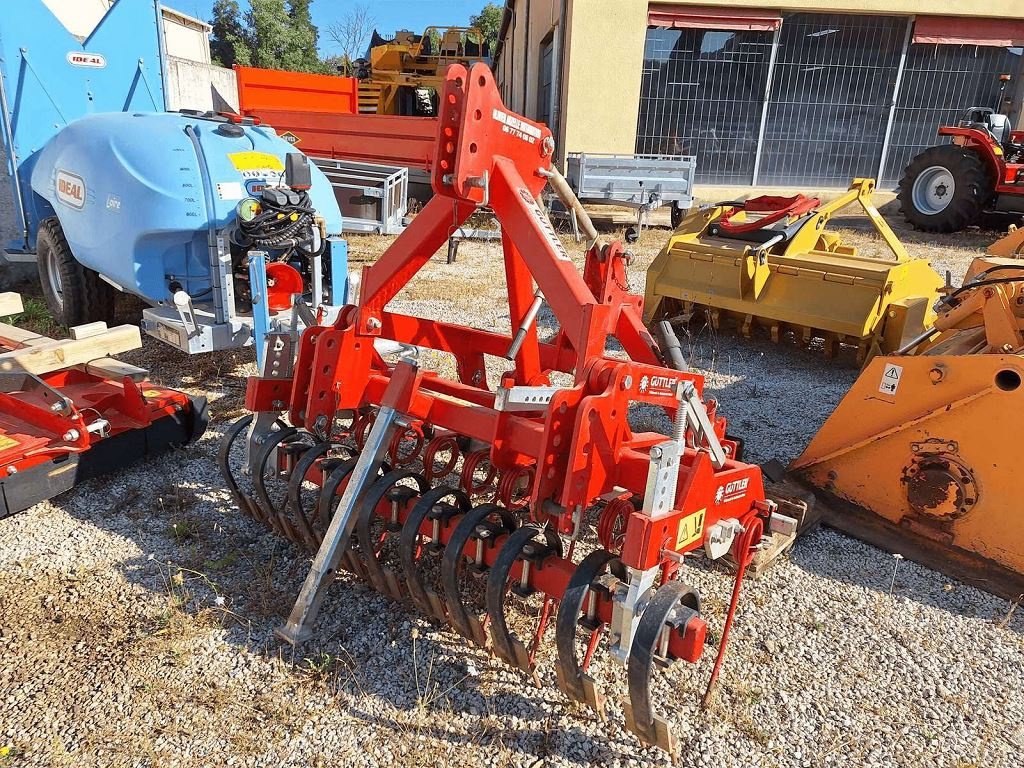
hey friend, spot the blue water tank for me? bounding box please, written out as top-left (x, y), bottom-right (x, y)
top-left (29, 111), bottom-right (343, 303)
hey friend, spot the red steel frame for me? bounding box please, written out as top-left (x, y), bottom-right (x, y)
top-left (246, 63), bottom-right (772, 663)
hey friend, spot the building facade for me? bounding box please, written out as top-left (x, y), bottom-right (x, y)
top-left (494, 1), bottom-right (1024, 186)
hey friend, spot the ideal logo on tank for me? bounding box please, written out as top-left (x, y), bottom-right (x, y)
top-left (56, 170), bottom-right (86, 210)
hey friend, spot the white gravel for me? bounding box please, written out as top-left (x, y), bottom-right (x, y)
top-left (1, 222), bottom-right (1022, 768)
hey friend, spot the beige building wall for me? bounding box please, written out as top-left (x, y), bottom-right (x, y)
top-left (497, 0), bottom-right (1024, 161)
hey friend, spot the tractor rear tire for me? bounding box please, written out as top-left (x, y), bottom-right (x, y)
top-left (897, 145), bottom-right (992, 233)
top-left (36, 217), bottom-right (116, 328)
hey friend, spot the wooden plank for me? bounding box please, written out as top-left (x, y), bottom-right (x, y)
top-left (69, 321), bottom-right (109, 340)
top-left (82, 357), bottom-right (148, 382)
top-left (0, 321), bottom-right (148, 381)
top-left (0, 325), bottom-right (142, 375)
top-left (0, 293), bottom-right (24, 317)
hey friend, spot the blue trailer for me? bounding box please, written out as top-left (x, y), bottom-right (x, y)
top-left (0, 0), bottom-right (347, 358)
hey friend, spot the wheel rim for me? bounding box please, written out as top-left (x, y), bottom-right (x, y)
top-left (912, 165), bottom-right (956, 215)
top-left (41, 246), bottom-right (65, 311)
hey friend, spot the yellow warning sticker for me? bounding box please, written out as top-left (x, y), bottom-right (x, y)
top-left (675, 508), bottom-right (706, 550)
top-left (0, 434), bottom-right (20, 453)
top-left (228, 151), bottom-right (284, 173)
top-left (142, 389), bottom-right (165, 399)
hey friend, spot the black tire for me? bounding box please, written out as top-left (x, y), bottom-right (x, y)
top-left (36, 217), bottom-right (116, 327)
top-left (670, 204), bottom-right (686, 229)
top-left (897, 145), bottom-right (993, 233)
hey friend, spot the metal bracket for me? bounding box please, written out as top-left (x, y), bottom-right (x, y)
top-left (680, 381), bottom-right (726, 469)
top-left (607, 565), bottom-right (660, 664)
top-left (172, 290), bottom-right (200, 340)
top-left (494, 384), bottom-right (565, 412)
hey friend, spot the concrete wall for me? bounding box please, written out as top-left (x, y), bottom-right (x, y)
top-left (164, 57), bottom-right (239, 113)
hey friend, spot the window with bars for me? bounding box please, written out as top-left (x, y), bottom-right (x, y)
top-left (756, 13), bottom-right (906, 186)
top-left (636, 27), bottom-right (774, 184)
top-left (881, 44), bottom-right (1024, 184)
top-left (635, 13), bottom-right (1024, 188)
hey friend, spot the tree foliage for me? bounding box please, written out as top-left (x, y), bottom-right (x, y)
top-left (210, 0), bottom-right (327, 73)
top-left (469, 2), bottom-right (503, 54)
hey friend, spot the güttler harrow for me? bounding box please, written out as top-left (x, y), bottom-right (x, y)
top-left (220, 63), bottom-right (798, 753)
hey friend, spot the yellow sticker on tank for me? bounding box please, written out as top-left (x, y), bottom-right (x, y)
top-left (228, 152), bottom-right (285, 172)
top-left (142, 389), bottom-right (165, 399)
top-left (0, 435), bottom-right (20, 452)
top-left (675, 508), bottom-right (706, 550)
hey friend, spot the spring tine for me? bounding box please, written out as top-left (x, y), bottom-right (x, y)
top-left (275, 440), bottom-right (321, 552)
top-left (217, 415), bottom-right (265, 523)
top-left (441, 503), bottom-right (513, 646)
top-left (252, 426), bottom-right (298, 519)
top-left (554, 549), bottom-right (619, 718)
top-left (485, 524), bottom-right (562, 676)
top-left (318, 458), bottom-right (358, 529)
top-left (355, 468), bottom-right (430, 597)
top-left (399, 485), bottom-right (470, 619)
top-left (623, 580), bottom-right (700, 757)
top-left (287, 441), bottom-right (341, 537)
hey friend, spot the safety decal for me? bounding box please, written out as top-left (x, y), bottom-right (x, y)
top-left (879, 363), bottom-right (903, 396)
top-left (676, 508), bottom-right (706, 549)
top-left (0, 434), bottom-right (20, 453)
top-left (279, 131), bottom-right (302, 146)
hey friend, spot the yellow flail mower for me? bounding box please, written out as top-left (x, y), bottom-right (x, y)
top-left (644, 179), bottom-right (944, 363)
top-left (790, 255), bottom-right (1024, 600)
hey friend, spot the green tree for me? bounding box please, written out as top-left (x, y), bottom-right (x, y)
top-left (469, 2), bottom-right (503, 55)
top-left (209, 0), bottom-right (250, 67)
top-left (210, 0), bottom-right (327, 73)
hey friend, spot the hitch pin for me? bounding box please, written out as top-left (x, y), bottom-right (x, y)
top-left (389, 499), bottom-right (400, 527)
top-left (431, 518), bottom-right (441, 545)
top-left (585, 591), bottom-right (598, 622)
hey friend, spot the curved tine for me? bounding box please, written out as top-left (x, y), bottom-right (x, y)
top-left (317, 457), bottom-right (358, 529)
top-left (441, 503), bottom-right (514, 646)
top-left (286, 441), bottom-right (332, 534)
top-left (624, 581), bottom-right (701, 756)
top-left (399, 484), bottom-right (470, 620)
top-left (554, 549), bottom-right (621, 718)
top-left (217, 415), bottom-right (262, 521)
top-left (252, 425), bottom-right (297, 510)
top-left (485, 524), bottom-right (563, 676)
top-left (252, 426), bottom-right (308, 544)
top-left (355, 468), bottom-right (430, 598)
top-left (287, 441), bottom-right (350, 546)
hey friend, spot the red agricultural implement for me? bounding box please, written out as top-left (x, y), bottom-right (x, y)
top-left (900, 103), bottom-right (1024, 232)
top-left (0, 294), bottom-right (207, 518)
top-left (220, 64), bottom-right (801, 753)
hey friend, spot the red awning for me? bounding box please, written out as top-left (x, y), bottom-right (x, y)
top-left (648, 4), bottom-right (781, 32)
top-left (913, 16), bottom-right (1024, 47)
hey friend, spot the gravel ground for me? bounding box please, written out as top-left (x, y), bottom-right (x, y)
top-left (1, 214), bottom-right (1022, 768)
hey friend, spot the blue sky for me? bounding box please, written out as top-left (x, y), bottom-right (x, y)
top-left (174, 1), bottom-right (491, 57)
